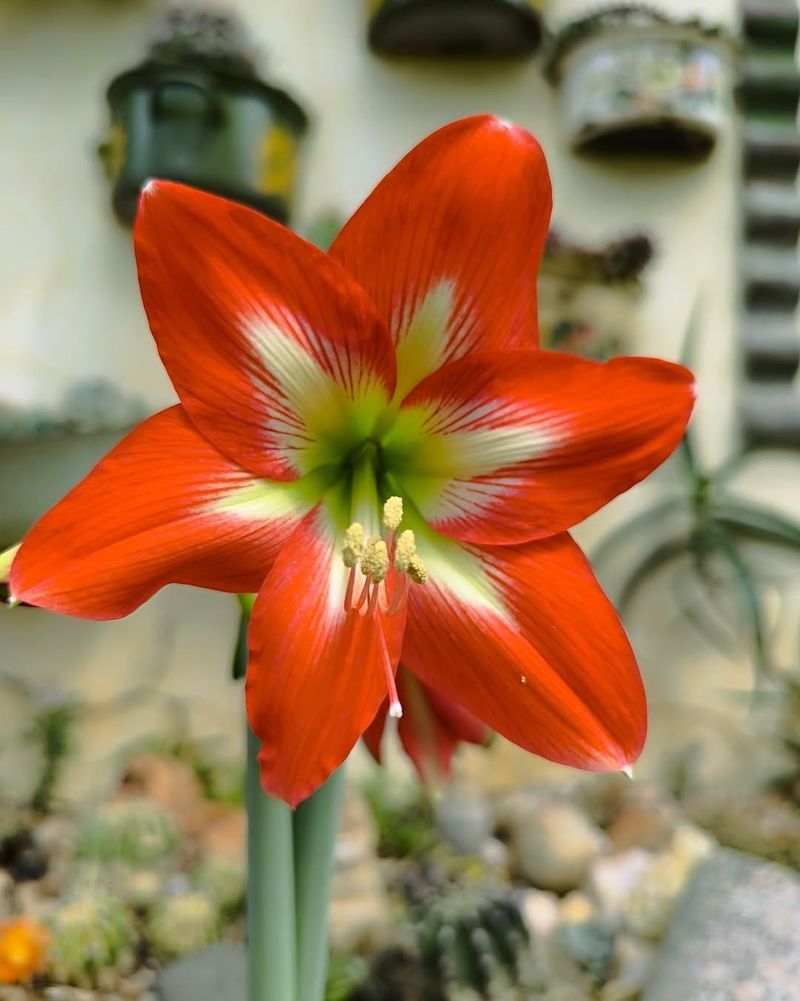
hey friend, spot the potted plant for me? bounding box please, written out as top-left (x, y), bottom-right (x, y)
top-left (545, 5), bottom-right (738, 158)
top-left (367, 0), bottom-right (543, 58)
top-left (99, 7), bottom-right (308, 226)
top-left (538, 230), bottom-right (653, 359)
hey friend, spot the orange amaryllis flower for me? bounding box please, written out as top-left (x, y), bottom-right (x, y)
top-left (9, 116), bottom-right (694, 807)
top-left (0, 917), bottom-right (49, 984)
top-left (364, 666), bottom-right (490, 784)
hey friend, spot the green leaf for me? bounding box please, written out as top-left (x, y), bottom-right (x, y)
top-left (711, 528), bottom-right (772, 686)
top-left (714, 503), bottom-right (800, 554)
top-left (589, 497), bottom-right (684, 571)
top-left (616, 537), bottom-right (690, 615)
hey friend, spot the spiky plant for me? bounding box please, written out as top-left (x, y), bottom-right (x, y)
top-left (147, 891), bottom-right (219, 959)
top-left (76, 798), bottom-right (179, 867)
top-left (413, 881), bottom-right (532, 999)
top-left (46, 895), bottom-right (136, 988)
top-left (190, 854), bottom-right (246, 915)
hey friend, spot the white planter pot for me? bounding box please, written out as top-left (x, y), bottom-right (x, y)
top-left (555, 23), bottom-right (735, 156)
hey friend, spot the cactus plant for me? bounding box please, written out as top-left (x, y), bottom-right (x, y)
top-left (190, 854), bottom-right (246, 915)
top-left (147, 891), bottom-right (219, 959)
top-left (412, 881), bottom-right (532, 999)
top-left (76, 798), bottom-right (178, 867)
top-left (46, 896), bottom-right (136, 987)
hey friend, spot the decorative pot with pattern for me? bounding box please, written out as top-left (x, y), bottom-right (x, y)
top-left (547, 7), bottom-right (737, 157)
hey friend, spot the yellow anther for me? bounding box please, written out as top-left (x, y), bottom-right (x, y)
top-left (342, 523), bottom-right (365, 569)
top-left (394, 530), bottom-right (417, 572)
top-left (407, 554), bottom-right (428, 585)
top-left (361, 537), bottom-right (389, 583)
top-left (383, 496), bottom-right (404, 531)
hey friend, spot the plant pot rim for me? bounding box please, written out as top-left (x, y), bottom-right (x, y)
top-left (369, 0), bottom-right (543, 58)
top-left (106, 59), bottom-right (309, 131)
top-left (545, 4), bottom-right (738, 82)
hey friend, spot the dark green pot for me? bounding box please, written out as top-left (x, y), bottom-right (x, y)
top-left (368, 0), bottom-right (543, 57)
top-left (101, 61), bottom-right (308, 226)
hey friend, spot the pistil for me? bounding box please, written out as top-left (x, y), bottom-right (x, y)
top-left (340, 495), bottom-right (429, 717)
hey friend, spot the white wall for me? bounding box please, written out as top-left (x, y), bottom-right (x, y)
top-left (0, 0), bottom-right (769, 804)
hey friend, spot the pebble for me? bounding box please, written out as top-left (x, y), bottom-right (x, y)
top-left (558, 891), bottom-right (596, 925)
top-left (0, 869), bottom-right (13, 920)
top-left (622, 824), bottom-right (715, 940)
top-left (521, 888), bottom-right (560, 938)
top-left (435, 782), bottom-right (493, 855)
top-left (497, 792), bottom-right (609, 892)
top-left (587, 849), bottom-right (653, 919)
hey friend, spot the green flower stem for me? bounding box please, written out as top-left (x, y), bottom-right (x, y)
top-left (246, 726), bottom-right (296, 1001)
top-left (293, 767), bottom-right (345, 1001)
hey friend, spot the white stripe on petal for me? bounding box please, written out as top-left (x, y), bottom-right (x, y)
top-left (415, 526), bottom-right (509, 621)
top-left (209, 479), bottom-right (309, 522)
top-left (443, 423), bottom-right (562, 475)
top-left (394, 281), bottom-right (459, 399)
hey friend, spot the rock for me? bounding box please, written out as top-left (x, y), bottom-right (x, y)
top-left (497, 792), bottom-right (609, 892)
top-left (622, 825), bottom-right (714, 940)
top-left (0, 987), bottom-right (28, 1001)
top-left (521, 888), bottom-right (560, 939)
top-left (602, 934), bottom-right (656, 1000)
top-left (119, 754), bottom-right (206, 836)
top-left (434, 782), bottom-right (493, 855)
top-left (643, 849), bottom-right (800, 1001)
top-left (478, 836), bottom-right (509, 872)
top-left (329, 785), bottom-right (391, 951)
top-left (158, 942), bottom-right (244, 1001)
top-left (622, 852), bottom-right (691, 941)
top-left (607, 803), bottom-right (675, 853)
top-left (555, 918), bottom-right (615, 984)
top-left (686, 791), bottom-right (800, 867)
top-left (196, 804), bottom-right (245, 860)
top-left (587, 850), bottom-right (653, 920)
top-left (0, 870), bottom-right (14, 921)
top-left (558, 891), bottom-right (596, 925)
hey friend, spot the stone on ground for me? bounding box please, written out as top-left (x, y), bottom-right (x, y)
top-left (643, 849), bottom-right (800, 1001)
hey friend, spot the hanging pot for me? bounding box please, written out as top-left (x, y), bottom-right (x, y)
top-left (368, 0), bottom-right (543, 58)
top-left (546, 7), bottom-right (737, 158)
top-left (100, 55), bottom-right (307, 226)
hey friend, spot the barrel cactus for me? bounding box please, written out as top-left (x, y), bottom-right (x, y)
top-left (413, 881), bottom-right (531, 999)
top-left (190, 854), bottom-right (246, 915)
top-left (46, 895), bottom-right (136, 987)
top-left (147, 891), bottom-right (219, 959)
top-left (76, 798), bottom-right (178, 867)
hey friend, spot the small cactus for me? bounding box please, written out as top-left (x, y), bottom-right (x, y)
top-left (76, 798), bottom-right (178, 867)
top-left (147, 892), bottom-right (219, 959)
top-left (414, 882), bottom-right (531, 999)
top-left (190, 854), bottom-right (246, 915)
top-left (46, 896), bottom-right (136, 987)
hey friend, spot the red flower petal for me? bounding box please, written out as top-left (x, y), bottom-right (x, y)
top-left (362, 703), bottom-right (388, 764)
top-left (246, 507), bottom-right (407, 807)
top-left (392, 350), bottom-right (694, 544)
top-left (395, 670), bottom-right (486, 782)
top-left (364, 669), bottom-right (488, 782)
top-left (135, 181), bottom-right (396, 480)
top-left (401, 530), bottom-right (646, 771)
top-left (10, 407), bottom-right (310, 619)
top-left (423, 684), bottom-right (489, 748)
top-left (330, 116), bottom-right (551, 398)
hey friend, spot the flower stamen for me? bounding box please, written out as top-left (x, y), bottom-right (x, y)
top-left (383, 496), bottom-right (403, 532)
top-left (361, 537), bottom-right (389, 583)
